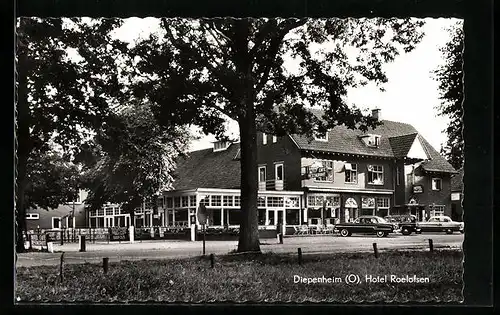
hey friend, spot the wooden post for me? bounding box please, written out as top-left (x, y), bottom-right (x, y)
top-left (279, 233), bottom-right (283, 244)
top-left (103, 257), bottom-right (109, 274)
top-left (372, 243), bottom-right (379, 258)
top-left (28, 234), bottom-right (32, 250)
top-left (203, 224), bottom-right (206, 256)
top-left (210, 253), bottom-right (214, 268)
top-left (298, 248), bottom-right (302, 265)
top-left (79, 235), bottom-right (86, 252)
top-left (59, 252), bottom-right (64, 283)
top-left (428, 239), bottom-right (434, 252)
top-left (60, 230), bottom-right (64, 246)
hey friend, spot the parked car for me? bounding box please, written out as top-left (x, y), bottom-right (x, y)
top-left (384, 214), bottom-right (421, 235)
top-left (416, 216), bottom-right (464, 234)
top-left (334, 216), bottom-right (395, 238)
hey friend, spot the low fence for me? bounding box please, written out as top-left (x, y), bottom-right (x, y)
top-left (197, 226), bottom-right (278, 241)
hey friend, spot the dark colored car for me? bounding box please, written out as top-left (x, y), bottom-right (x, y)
top-left (334, 215), bottom-right (395, 238)
top-left (384, 214), bottom-right (421, 235)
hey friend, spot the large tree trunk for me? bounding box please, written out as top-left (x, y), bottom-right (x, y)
top-left (237, 111), bottom-right (261, 252)
top-left (15, 30), bottom-right (31, 253)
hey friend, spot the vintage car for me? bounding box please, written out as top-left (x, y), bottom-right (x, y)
top-left (384, 214), bottom-right (421, 235)
top-left (416, 215), bottom-right (464, 234)
top-left (334, 215), bottom-right (395, 238)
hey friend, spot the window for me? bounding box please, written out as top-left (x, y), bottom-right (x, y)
top-left (189, 196), bottom-right (196, 207)
top-left (368, 165), bottom-right (384, 185)
top-left (377, 197), bottom-right (390, 209)
top-left (313, 160), bottom-right (334, 182)
top-left (105, 207), bottom-right (113, 216)
top-left (432, 178), bottom-right (442, 191)
top-left (314, 131), bottom-right (328, 141)
top-left (98, 209), bottom-right (104, 216)
top-left (257, 196), bottom-right (266, 207)
top-left (275, 163), bottom-right (284, 181)
top-left (285, 196), bottom-right (300, 208)
top-left (52, 217), bottom-right (61, 229)
top-left (374, 136), bottom-right (380, 147)
top-left (174, 197), bottom-right (181, 208)
top-left (211, 195), bottom-right (222, 207)
top-left (430, 205), bottom-right (445, 217)
top-left (200, 196), bottom-right (210, 206)
top-left (223, 195), bottom-right (233, 207)
top-left (166, 197), bottom-right (173, 208)
top-left (26, 213), bottom-right (39, 220)
top-left (182, 196), bottom-right (189, 208)
top-left (345, 163), bottom-right (357, 183)
top-left (234, 196), bottom-right (241, 207)
top-left (262, 133), bottom-right (267, 145)
top-left (272, 135), bottom-right (277, 143)
top-left (451, 192), bottom-right (461, 201)
top-left (90, 210), bottom-right (97, 217)
top-left (258, 166), bottom-right (266, 183)
top-left (267, 197), bottom-right (284, 207)
top-left (361, 197), bottom-right (376, 208)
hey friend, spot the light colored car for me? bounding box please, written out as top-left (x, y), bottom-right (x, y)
top-left (416, 215), bottom-right (464, 234)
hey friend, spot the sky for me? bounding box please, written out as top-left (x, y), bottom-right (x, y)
top-left (112, 17), bottom-right (461, 153)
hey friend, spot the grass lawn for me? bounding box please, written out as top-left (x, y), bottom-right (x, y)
top-left (16, 250), bottom-right (463, 303)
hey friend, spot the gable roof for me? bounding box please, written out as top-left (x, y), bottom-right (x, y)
top-left (290, 109), bottom-right (456, 174)
top-left (172, 143), bottom-right (241, 190)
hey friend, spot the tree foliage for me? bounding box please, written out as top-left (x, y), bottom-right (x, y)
top-left (76, 102), bottom-right (191, 214)
top-left (15, 17), bottom-right (126, 252)
top-left (128, 18), bottom-right (425, 252)
top-left (25, 150), bottom-right (81, 210)
top-left (433, 21), bottom-right (464, 170)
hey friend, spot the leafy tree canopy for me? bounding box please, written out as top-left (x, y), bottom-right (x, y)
top-left (433, 21), bottom-right (464, 170)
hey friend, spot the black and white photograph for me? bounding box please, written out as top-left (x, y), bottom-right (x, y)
top-left (14, 12), bottom-right (476, 304)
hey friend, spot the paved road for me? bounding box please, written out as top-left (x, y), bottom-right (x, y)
top-left (16, 233), bottom-right (463, 267)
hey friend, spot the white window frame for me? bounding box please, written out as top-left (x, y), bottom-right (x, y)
top-left (313, 160), bottom-right (334, 182)
top-left (52, 217), bottom-right (62, 230)
top-left (451, 192), bottom-right (461, 201)
top-left (345, 163), bottom-right (358, 184)
top-left (367, 165), bottom-right (384, 185)
top-left (377, 197), bottom-right (390, 209)
top-left (26, 213), bottom-right (40, 220)
top-left (431, 178), bottom-right (442, 191)
top-left (275, 163), bottom-right (284, 181)
top-left (258, 166), bottom-right (266, 183)
top-left (314, 131), bottom-right (328, 142)
top-left (430, 205), bottom-right (445, 217)
top-left (272, 135), bottom-right (277, 143)
top-left (262, 133), bottom-right (267, 145)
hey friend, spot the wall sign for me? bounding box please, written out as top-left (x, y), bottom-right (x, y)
top-left (413, 185), bottom-right (423, 194)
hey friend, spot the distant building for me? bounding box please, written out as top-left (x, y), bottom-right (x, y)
top-left (450, 168), bottom-right (464, 222)
top-left (25, 190), bottom-right (88, 230)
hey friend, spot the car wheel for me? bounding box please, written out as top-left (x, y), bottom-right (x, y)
top-left (401, 228), bottom-right (410, 235)
top-left (445, 229), bottom-right (453, 234)
top-left (376, 231), bottom-right (385, 238)
top-left (460, 230), bottom-right (464, 234)
top-left (340, 229), bottom-right (350, 237)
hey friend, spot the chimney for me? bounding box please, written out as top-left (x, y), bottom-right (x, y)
top-left (371, 108), bottom-right (381, 120)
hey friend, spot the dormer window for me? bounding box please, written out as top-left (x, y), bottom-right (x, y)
top-left (314, 131), bottom-right (328, 142)
top-left (213, 141), bottom-right (230, 152)
top-left (360, 134), bottom-right (381, 147)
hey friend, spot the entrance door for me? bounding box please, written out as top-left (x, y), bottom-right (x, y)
top-left (105, 216), bottom-right (114, 228)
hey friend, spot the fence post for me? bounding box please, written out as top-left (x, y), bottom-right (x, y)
top-left (28, 234), bottom-right (32, 250)
top-left (103, 257), bottom-right (109, 274)
top-left (79, 235), bottom-right (86, 252)
top-left (60, 230), bottom-right (64, 246)
top-left (298, 247), bottom-right (302, 265)
top-left (428, 239), bottom-right (434, 252)
top-left (210, 253), bottom-right (215, 268)
top-left (372, 243), bottom-right (379, 258)
top-left (59, 252), bottom-right (65, 283)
